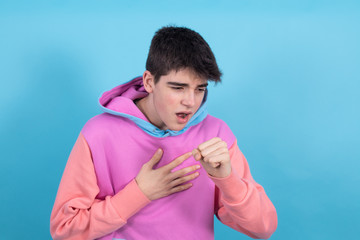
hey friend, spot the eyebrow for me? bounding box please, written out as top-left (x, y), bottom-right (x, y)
top-left (167, 82), bottom-right (208, 88)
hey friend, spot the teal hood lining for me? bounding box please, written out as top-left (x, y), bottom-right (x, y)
top-left (98, 76), bottom-right (208, 138)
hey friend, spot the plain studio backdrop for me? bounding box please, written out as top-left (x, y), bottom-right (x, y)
top-left (0, 1), bottom-right (359, 239)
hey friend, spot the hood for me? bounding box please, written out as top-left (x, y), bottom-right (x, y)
top-left (98, 76), bottom-right (208, 138)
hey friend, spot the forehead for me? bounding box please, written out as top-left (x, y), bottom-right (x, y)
top-left (159, 68), bottom-right (208, 85)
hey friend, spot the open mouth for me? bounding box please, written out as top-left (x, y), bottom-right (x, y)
top-left (176, 113), bottom-right (190, 119)
top-left (175, 112), bottom-right (192, 124)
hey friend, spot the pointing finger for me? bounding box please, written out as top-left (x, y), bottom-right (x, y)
top-left (163, 152), bottom-right (192, 171)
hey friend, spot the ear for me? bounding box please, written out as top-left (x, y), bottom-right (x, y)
top-left (142, 70), bottom-right (155, 93)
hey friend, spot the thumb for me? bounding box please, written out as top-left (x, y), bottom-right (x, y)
top-left (146, 148), bottom-right (163, 169)
top-left (192, 148), bottom-right (202, 161)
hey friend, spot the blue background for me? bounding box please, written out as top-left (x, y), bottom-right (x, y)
top-left (1, 1), bottom-right (359, 239)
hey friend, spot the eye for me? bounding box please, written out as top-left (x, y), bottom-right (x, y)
top-left (197, 88), bottom-right (206, 92)
top-left (171, 87), bottom-right (184, 90)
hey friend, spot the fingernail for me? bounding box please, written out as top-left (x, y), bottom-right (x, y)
top-left (195, 165), bottom-right (201, 169)
top-left (192, 149), bottom-right (197, 155)
top-left (195, 172), bottom-right (199, 176)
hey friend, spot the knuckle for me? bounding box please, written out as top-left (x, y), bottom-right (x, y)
top-left (183, 166), bottom-right (192, 173)
top-left (175, 158), bottom-right (183, 166)
top-left (173, 177), bottom-right (181, 184)
top-left (171, 179), bottom-right (179, 186)
top-left (200, 149), bottom-right (207, 156)
top-left (221, 148), bottom-right (228, 154)
top-left (179, 168), bottom-right (188, 176)
top-left (163, 175), bottom-right (171, 182)
top-left (169, 172), bottom-right (178, 180)
top-left (175, 185), bottom-right (186, 192)
top-left (187, 165), bottom-right (196, 172)
top-left (179, 177), bottom-right (187, 184)
top-left (188, 172), bottom-right (197, 179)
top-left (171, 187), bottom-right (179, 194)
top-left (212, 137), bottom-right (218, 141)
top-left (190, 172), bottom-right (198, 179)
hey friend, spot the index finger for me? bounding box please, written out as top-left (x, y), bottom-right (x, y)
top-left (198, 137), bottom-right (222, 151)
top-left (163, 152), bottom-right (193, 171)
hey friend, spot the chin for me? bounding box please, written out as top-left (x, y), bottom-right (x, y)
top-left (168, 124), bottom-right (186, 131)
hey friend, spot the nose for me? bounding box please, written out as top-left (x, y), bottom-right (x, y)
top-left (181, 91), bottom-right (195, 107)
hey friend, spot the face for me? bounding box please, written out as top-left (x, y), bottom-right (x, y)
top-left (142, 68), bottom-right (208, 131)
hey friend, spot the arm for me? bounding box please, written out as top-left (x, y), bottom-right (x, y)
top-left (210, 140), bottom-right (278, 239)
top-left (50, 133), bottom-right (150, 240)
top-left (50, 133), bottom-right (202, 240)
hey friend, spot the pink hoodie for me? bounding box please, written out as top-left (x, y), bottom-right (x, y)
top-left (50, 77), bottom-right (277, 240)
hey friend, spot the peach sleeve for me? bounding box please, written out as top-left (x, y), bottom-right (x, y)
top-left (209, 140), bottom-right (278, 239)
top-left (50, 133), bottom-right (151, 240)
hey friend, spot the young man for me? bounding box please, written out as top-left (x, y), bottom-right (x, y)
top-left (50, 26), bottom-right (277, 240)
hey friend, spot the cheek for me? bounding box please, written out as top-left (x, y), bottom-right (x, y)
top-left (163, 94), bottom-right (178, 107)
top-left (196, 95), bottom-right (204, 107)
top-left (155, 93), bottom-right (177, 112)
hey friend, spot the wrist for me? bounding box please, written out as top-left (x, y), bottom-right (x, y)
top-left (210, 166), bottom-right (231, 178)
top-left (135, 177), bottom-right (151, 200)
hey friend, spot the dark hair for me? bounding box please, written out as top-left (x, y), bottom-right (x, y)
top-left (146, 26), bottom-right (222, 83)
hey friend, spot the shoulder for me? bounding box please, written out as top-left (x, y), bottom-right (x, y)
top-left (80, 113), bottom-right (131, 141)
top-left (201, 115), bottom-right (236, 148)
top-left (202, 115), bottom-right (233, 134)
top-left (82, 113), bottom-right (114, 132)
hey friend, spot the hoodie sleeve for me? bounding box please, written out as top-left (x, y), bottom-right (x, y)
top-left (50, 133), bottom-right (151, 240)
top-left (209, 140), bottom-right (278, 239)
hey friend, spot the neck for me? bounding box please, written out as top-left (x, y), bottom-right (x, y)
top-left (135, 96), bottom-right (164, 130)
top-left (135, 97), bottom-right (148, 119)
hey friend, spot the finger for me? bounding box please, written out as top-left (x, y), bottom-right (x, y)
top-left (170, 164), bottom-right (201, 179)
top-left (170, 171), bottom-right (200, 187)
top-left (198, 137), bottom-right (222, 152)
top-left (198, 151), bottom-right (221, 168)
top-left (146, 149), bottom-right (163, 169)
top-left (168, 183), bottom-right (193, 195)
top-left (204, 154), bottom-right (228, 168)
top-left (192, 148), bottom-right (202, 161)
top-left (199, 140), bottom-right (227, 158)
top-left (210, 162), bottom-right (220, 168)
top-left (202, 148), bottom-right (228, 163)
top-left (163, 152), bottom-right (192, 171)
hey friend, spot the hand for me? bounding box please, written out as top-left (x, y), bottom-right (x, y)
top-left (192, 137), bottom-right (231, 178)
top-left (135, 149), bottom-right (201, 200)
